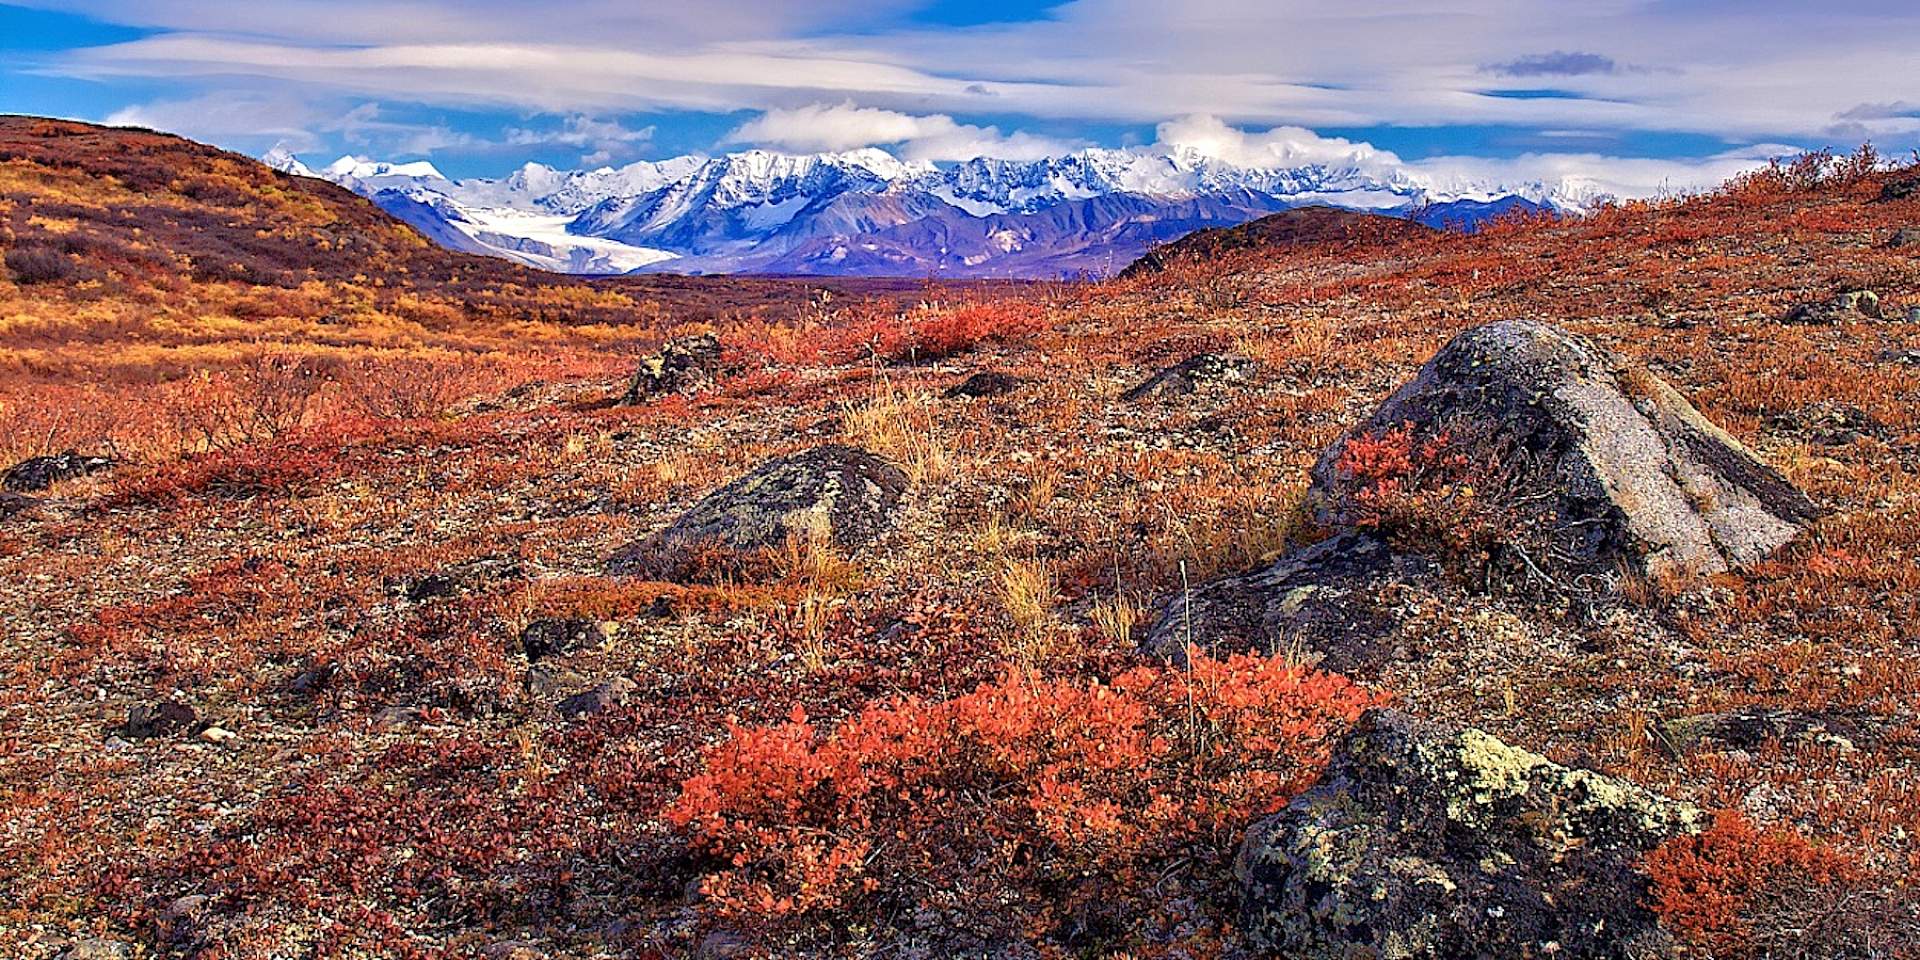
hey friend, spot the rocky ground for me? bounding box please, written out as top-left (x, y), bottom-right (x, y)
top-left (3, 145), bottom-right (1919, 958)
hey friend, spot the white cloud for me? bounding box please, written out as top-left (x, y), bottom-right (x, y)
top-left (1155, 115), bottom-right (1405, 172)
top-left (506, 114), bottom-right (656, 165)
top-left (1156, 115), bottom-right (1785, 202)
top-left (53, 0), bottom-right (1920, 149)
top-left (724, 103), bottom-right (1077, 161)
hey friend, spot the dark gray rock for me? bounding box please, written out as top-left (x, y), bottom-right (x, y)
top-left (1139, 533), bottom-right (1440, 675)
top-left (1238, 709), bottom-right (1701, 960)
top-left (1310, 319), bottom-right (1820, 584)
top-left (0, 491), bottom-right (36, 521)
top-left (945, 371), bottom-right (1023, 398)
top-left (3, 450), bottom-right (113, 491)
top-left (1122, 353), bottom-right (1255, 401)
top-left (1656, 708), bottom-right (1872, 756)
top-left (1878, 175), bottom-right (1919, 203)
top-left (1887, 226), bottom-right (1920, 248)
top-left (609, 445), bottom-right (907, 581)
top-left (1783, 290), bottom-right (1882, 324)
top-left (558, 677), bottom-right (636, 718)
top-left (619, 333), bottom-right (725, 404)
top-left (56, 938), bottom-right (131, 960)
top-left (1767, 402), bottom-right (1887, 446)
top-left (125, 700), bottom-right (197, 739)
top-left (520, 618), bottom-right (614, 661)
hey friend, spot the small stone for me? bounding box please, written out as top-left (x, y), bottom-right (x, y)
top-left (372, 705), bottom-right (423, 728)
top-left (125, 700), bottom-right (197, 739)
top-left (1878, 175), bottom-right (1919, 203)
top-left (619, 332), bottom-right (725, 403)
top-left (161, 893), bottom-right (209, 925)
top-left (199, 726), bottom-right (237, 744)
top-left (944, 370), bottom-right (1023, 398)
top-left (3, 450), bottom-right (114, 492)
top-left (56, 939), bottom-right (130, 960)
top-left (558, 677), bottom-right (636, 719)
top-left (519, 618), bottom-right (614, 661)
top-left (0, 491), bottom-right (37, 521)
top-left (524, 662), bottom-right (589, 700)
top-left (609, 445), bottom-right (907, 582)
top-left (1122, 353), bottom-right (1256, 401)
top-left (1783, 289), bottom-right (1882, 324)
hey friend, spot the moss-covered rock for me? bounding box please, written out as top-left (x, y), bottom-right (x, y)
top-left (608, 445), bottom-right (906, 581)
top-left (1237, 709), bottom-right (1701, 959)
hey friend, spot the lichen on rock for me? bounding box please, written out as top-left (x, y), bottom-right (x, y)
top-left (1237, 709), bottom-right (1701, 959)
top-left (609, 445), bottom-right (906, 581)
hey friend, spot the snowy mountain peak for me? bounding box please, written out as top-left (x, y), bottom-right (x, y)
top-left (323, 155), bottom-right (448, 182)
top-left (261, 144), bottom-right (313, 178)
top-left (265, 143), bottom-right (1598, 279)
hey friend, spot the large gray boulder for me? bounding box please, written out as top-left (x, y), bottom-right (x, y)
top-left (609, 445), bottom-right (906, 580)
top-left (1310, 319), bottom-right (1819, 584)
top-left (1238, 709), bottom-right (1702, 959)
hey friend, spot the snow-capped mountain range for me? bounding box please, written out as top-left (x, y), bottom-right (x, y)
top-left (263, 144), bottom-right (1603, 278)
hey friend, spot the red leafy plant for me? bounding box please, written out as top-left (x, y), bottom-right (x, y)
top-left (666, 652), bottom-right (1381, 942)
top-left (1330, 421), bottom-right (1515, 562)
top-left (1644, 811), bottom-right (1883, 959)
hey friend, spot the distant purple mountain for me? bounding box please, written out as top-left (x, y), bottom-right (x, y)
top-left (266, 146), bottom-right (1597, 279)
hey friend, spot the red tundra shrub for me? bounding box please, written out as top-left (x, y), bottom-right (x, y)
top-left (1330, 421), bottom-right (1510, 559)
top-left (667, 653), bottom-right (1381, 940)
top-left (1644, 811), bottom-right (1866, 958)
top-left (893, 299), bottom-right (1048, 362)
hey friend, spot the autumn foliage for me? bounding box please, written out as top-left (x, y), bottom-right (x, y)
top-left (1644, 811), bottom-right (1874, 959)
top-left (667, 653), bottom-right (1381, 940)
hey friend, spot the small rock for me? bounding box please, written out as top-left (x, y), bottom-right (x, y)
top-left (1887, 226), bottom-right (1920, 248)
top-left (0, 491), bottom-right (37, 521)
top-left (161, 893), bottom-right (209, 926)
top-left (2, 450), bottom-right (114, 491)
top-left (1767, 401), bottom-right (1887, 446)
top-left (944, 370), bottom-right (1023, 398)
top-left (56, 938), bottom-right (131, 960)
top-left (558, 677), bottom-right (636, 719)
top-left (482, 940), bottom-right (547, 960)
top-left (524, 662), bottom-right (589, 700)
top-left (199, 726), bottom-right (237, 744)
top-left (1122, 352), bottom-right (1256, 401)
top-left (619, 332), bottom-right (725, 403)
top-left (1878, 175), bottom-right (1920, 203)
top-left (1783, 289), bottom-right (1882, 324)
top-left (1140, 533), bottom-right (1439, 676)
top-left (520, 618), bottom-right (615, 661)
top-left (696, 930), bottom-right (750, 960)
top-left (396, 572), bottom-right (461, 601)
top-left (372, 705), bottom-right (423, 728)
top-left (286, 661), bottom-right (337, 695)
top-left (1657, 708), bottom-right (1871, 756)
top-left (1238, 709), bottom-right (1701, 959)
top-left (125, 700), bottom-right (197, 739)
top-left (609, 445), bottom-right (907, 581)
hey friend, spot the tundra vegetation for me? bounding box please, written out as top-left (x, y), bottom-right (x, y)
top-left (1, 120), bottom-right (1917, 958)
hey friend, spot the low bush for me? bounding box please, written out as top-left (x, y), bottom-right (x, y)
top-left (667, 653), bottom-right (1382, 944)
top-left (4, 245), bottom-right (73, 285)
top-left (1644, 811), bottom-right (1897, 959)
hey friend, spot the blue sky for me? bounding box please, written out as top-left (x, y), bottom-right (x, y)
top-left (2, 1), bottom-right (1915, 192)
